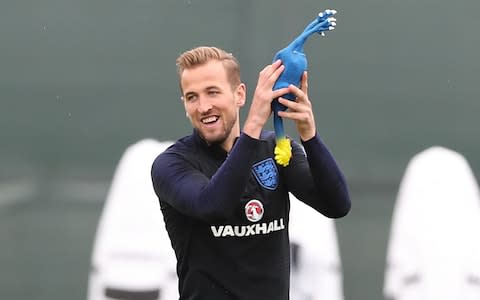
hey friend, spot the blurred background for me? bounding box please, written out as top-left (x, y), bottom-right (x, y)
top-left (1, 0), bottom-right (479, 299)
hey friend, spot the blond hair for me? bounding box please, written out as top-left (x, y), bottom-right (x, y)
top-left (176, 46), bottom-right (241, 89)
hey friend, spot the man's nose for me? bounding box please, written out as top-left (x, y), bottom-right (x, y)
top-left (197, 96), bottom-right (213, 113)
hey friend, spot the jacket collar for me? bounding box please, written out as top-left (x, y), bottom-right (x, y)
top-left (192, 129), bottom-right (240, 160)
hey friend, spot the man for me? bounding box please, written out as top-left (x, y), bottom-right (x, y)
top-left (151, 46), bottom-right (350, 299)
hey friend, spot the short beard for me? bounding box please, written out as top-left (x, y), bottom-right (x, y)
top-left (200, 114), bottom-right (237, 146)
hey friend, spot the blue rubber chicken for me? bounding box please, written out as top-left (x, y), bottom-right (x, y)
top-left (271, 9), bottom-right (337, 166)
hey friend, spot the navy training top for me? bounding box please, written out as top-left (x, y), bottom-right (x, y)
top-left (151, 129), bottom-right (350, 300)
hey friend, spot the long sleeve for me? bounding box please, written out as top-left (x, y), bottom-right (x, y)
top-left (285, 133), bottom-right (350, 218)
top-left (151, 133), bottom-right (260, 222)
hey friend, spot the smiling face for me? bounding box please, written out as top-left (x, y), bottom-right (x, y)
top-left (180, 60), bottom-right (246, 151)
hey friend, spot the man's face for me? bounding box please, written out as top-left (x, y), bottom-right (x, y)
top-left (180, 60), bottom-right (245, 146)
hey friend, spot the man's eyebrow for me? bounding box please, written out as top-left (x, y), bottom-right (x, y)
top-left (184, 86), bottom-right (221, 97)
top-left (205, 85), bottom-right (221, 90)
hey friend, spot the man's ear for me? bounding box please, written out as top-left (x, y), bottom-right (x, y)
top-left (235, 83), bottom-right (247, 107)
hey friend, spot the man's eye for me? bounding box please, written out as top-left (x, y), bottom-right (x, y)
top-left (186, 95), bottom-right (197, 102)
top-left (208, 91), bottom-right (219, 96)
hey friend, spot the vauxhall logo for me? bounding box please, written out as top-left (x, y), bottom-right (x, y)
top-left (210, 218), bottom-right (285, 238)
top-left (245, 199), bottom-right (264, 222)
top-left (210, 198), bottom-right (285, 238)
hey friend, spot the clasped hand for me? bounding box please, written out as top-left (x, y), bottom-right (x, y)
top-left (244, 60), bottom-right (316, 141)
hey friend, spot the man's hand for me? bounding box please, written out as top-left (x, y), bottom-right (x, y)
top-left (277, 72), bottom-right (316, 141)
top-left (243, 60), bottom-right (289, 139)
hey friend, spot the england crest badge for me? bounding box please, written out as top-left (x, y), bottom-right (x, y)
top-left (252, 158), bottom-right (279, 190)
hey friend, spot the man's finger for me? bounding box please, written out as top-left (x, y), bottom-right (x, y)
top-left (300, 71), bottom-right (308, 95)
top-left (268, 63), bottom-right (285, 83)
top-left (286, 84), bottom-right (307, 105)
top-left (278, 96), bottom-right (305, 111)
top-left (272, 87), bottom-right (290, 100)
top-left (260, 60), bottom-right (281, 76)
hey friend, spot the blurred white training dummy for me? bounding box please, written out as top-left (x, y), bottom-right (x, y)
top-left (384, 146), bottom-right (480, 300)
top-left (289, 194), bottom-right (344, 300)
top-left (88, 139), bottom-right (177, 300)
